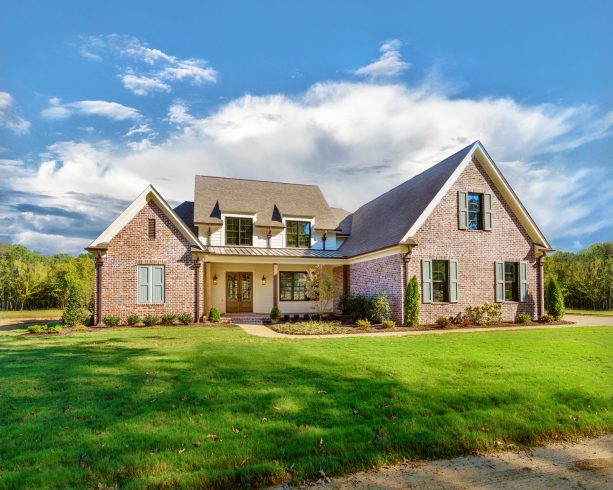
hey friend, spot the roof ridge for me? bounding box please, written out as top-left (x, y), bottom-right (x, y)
top-left (195, 175), bottom-right (320, 188)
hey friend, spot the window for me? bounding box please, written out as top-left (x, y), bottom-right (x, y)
top-left (148, 218), bottom-right (156, 239)
top-left (504, 262), bottom-right (519, 301)
top-left (138, 265), bottom-right (164, 304)
top-left (225, 217), bottom-right (253, 246)
top-left (467, 193), bottom-right (482, 230)
top-left (280, 271), bottom-right (307, 301)
top-left (432, 260), bottom-right (449, 302)
top-left (286, 220), bottom-right (311, 248)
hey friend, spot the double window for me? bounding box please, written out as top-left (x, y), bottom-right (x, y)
top-left (280, 271), bottom-right (307, 301)
top-left (138, 265), bottom-right (165, 304)
top-left (225, 217), bottom-right (253, 246)
top-left (286, 220), bottom-right (311, 248)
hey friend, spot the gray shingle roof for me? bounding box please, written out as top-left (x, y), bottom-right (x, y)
top-left (194, 176), bottom-right (350, 231)
top-left (338, 143), bottom-right (474, 257)
top-left (205, 246), bottom-right (345, 259)
top-left (173, 201), bottom-right (197, 235)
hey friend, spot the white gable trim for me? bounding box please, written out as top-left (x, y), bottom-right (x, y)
top-left (88, 185), bottom-right (204, 250)
top-left (400, 141), bottom-right (551, 248)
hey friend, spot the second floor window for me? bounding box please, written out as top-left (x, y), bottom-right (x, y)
top-left (225, 217), bottom-right (253, 246)
top-left (467, 193), bottom-right (482, 230)
top-left (286, 220), bottom-right (311, 248)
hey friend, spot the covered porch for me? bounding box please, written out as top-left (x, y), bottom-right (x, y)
top-left (197, 247), bottom-right (346, 320)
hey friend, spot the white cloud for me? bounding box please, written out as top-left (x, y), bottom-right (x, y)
top-left (5, 79), bottom-right (613, 254)
top-left (354, 39), bottom-right (411, 79)
top-left (121, 74), bottom-right (171, 96)
top-left (40, 99), bottom-right (141, 121)
top-left (80, 34), bottom-right (217, 96)
top-left (0, 92), bottom-right (31, 135)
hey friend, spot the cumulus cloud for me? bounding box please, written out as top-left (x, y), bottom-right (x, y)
top-left (0, 92), bottom-right (31, 135)
top-left (4, 79), bottom-right (612, 254)
top-left (40, 98), bottom-right (141, 121)
top-left (79, 34), bottom-right (217, 96)
top-left (354, 39), bottom-right (411, 79)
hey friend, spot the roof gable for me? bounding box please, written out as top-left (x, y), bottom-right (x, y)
top-left (87, 185), bottom-right (204, 251)
top-left (339, 141), bottom-right (550, 257)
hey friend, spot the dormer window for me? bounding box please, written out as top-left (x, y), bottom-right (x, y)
top-left (458, 191), bottom-right (492, 231)
top-left (286, 220), bottom-right (311, 248)
top-left (225, 217), bottom-right (253, 246)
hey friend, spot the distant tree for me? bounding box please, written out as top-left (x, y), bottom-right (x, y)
top-left (404, 275), bottom-right (420, 327)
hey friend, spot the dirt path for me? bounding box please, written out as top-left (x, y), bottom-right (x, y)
top-left (276, 434), bottom-right (613, 489)
top-left (239, 315), bottom-right (612, 339)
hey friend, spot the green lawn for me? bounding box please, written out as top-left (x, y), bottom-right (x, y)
top-left (566, 308), bottom-right (613, 317)
top-left (1, 326), bottom-right (612, 489)
top-left (0, 309), bottom-right (62, 320)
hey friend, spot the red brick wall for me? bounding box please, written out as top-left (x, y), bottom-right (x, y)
top-left (98, 201), bottom-right (199, 323)
top-left (349, 254), bottom-right (404, 323)
top-left (347, 157), bottom-right (539, 325)
top-left (408, 157), bottom-right (537, 323)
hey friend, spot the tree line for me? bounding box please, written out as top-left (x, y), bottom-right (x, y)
top-left (0, 244), bottom-right (94, 311)
top-left (545, 242), bottom-right (612, 311)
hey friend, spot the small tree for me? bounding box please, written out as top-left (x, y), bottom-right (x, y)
top-left (371, 292), bottom-right (391, 323)
top-left (545, 276), bottom-right (565, 320)
top-left (61, 284), bottom-right (89, 326)
top-left (404, 275), bottom-right (420, 327)
top-left (305, 266), bottom-right (338, 319)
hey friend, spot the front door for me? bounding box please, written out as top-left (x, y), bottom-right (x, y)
top-left (226, 272), bottom-right (253, 313)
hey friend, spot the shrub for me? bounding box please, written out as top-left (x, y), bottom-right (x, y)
top-left (47, 325), bottom-right (62, 334)
top-left (465, 302), bottom-right (503, 325)
top-left (451, 312), bottom-right (472, 327)
top-left (539, 314), bottom-right (555, 323)
top-left (161, 313), bottom-right (176, 325)
top-left (355, 319), bottom-right (371, 330)
top-left (515, 313), bottom-right (532, 324)
top-left (178, 312), bottom-right (193, 325)
top-left (269, 306), bottom-right (280, 321)
top-left (127, 314), bottom-right (140, 326)
top-left (303, 313), bottom-right (311, 321)
top-left (208, 307), bottom-right (221, 322)
top-left (61, 286), bottom-right (89, 327)
top-left (381, 319), bottom-right (395, 329)
top-left (102, 316), bottom-right (120, 327)
top-left (435, 316), bottom-right (451, 328)
top-left (283, 314), bottom-right (290, 322)
top-left (292, 314), bottom-right (300, 322)
top-left (143, 314), bottom-right (158, 327)
top-left (75, 325), bottom-right (89, 331)
top-left (545, 276), bottom-right (565, 320)
top-left (371, 292), bottom-right (391, 323)
top-left (404, 275), bottom-right (420, 327)
top-left (339, 294), bottom-right (374, 321)
top-left (27, 324), bottom-right (47, 333)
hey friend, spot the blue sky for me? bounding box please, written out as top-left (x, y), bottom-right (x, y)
top-left (1, 0), bottom-right (611, 254)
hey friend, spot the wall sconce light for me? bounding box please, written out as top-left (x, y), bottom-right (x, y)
top-left (213, 274), bottom-right (218, 285)
top-left (261, 275), bottom-right (267, 286)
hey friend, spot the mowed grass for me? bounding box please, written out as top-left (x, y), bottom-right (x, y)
top-left (0, 309), bottom-right (62, 321)
top-left (1, 326), bottom-right (612, 489)
top-left (566, 308), bottom-right (613, 317)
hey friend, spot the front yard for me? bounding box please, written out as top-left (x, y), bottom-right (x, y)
top-left (1, 325), bottom-right (612, 488)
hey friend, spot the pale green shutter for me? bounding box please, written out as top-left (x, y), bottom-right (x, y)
top-left (138, 266), bottom-right (150, 303)
top-left (458, 191), bottom-right (468, 229)
top-left (422, 259), bottom-right (432, 303)
top-left (484, 193), bottom-right (493, 230)
top-left (495, 261), bottom-right (504, 302)
top-left (520, 261), bottom-right (528, 302)
top-left (449, 260), bottom-right (459, 303)
top-left (152, 266), bottom-right (164, 303)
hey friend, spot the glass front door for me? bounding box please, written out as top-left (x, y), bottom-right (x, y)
top-left (226, 272), bottom-right (253, 313)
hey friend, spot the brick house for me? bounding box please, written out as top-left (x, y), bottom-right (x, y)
top-left (86, 141), bottom-right (553, 325)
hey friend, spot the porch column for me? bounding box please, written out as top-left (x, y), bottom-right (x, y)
top-left (203, 261), bottom-right (212, 320)
top-left (273, 263), bottom-right (279, 308)
top-left (194, 258), bottom-right (201, 322)
top-left (342, 264), bottom-right (350, 296)
top-left (95, 255), bottom-right (104, 325)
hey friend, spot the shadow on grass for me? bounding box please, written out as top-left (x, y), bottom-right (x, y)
top-left (0, 329), bottom-right (611, 489)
